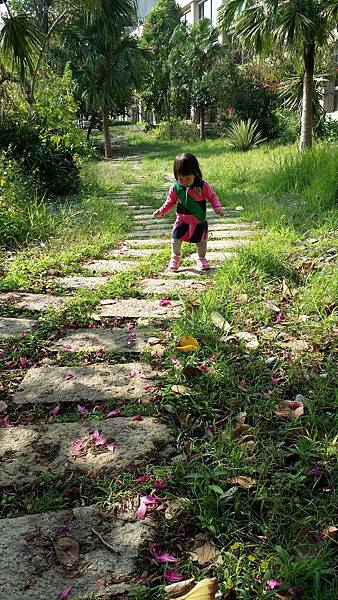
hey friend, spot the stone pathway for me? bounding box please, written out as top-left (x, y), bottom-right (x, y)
top-left (0, 154), bottom-right (258, 599)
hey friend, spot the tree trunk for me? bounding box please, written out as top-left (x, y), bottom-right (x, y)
top-left (300, 41), bottom-right (315, 152)
top-left (200, 107), bottom-right (205, 140)
top-left (102, 109), bottom-right (112, 159)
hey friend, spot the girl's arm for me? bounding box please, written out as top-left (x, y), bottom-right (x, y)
top-left (203, 181), bottom-right (224, 216)
top-left (153, 186), bottom-right (178, 218)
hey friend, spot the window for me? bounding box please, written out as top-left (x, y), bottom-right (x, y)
top-left (181, 10), bottom-right (192, 25)
top-left (199, 2), bottom-right (205, 19)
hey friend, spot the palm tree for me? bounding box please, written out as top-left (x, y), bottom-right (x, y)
top-left (170, 18), bottom-right (223, 139)
top-left (219, 0), bottom-right (338, 151)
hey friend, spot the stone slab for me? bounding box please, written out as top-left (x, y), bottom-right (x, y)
top-left (187, 252), bottom-right (235, 263)
top-left (0, 417), bottom-right (172, 486)
top-left (50, 327), bottom-right (165, 354)
top-left (129, 228), bottom-right (254, 240)
top-left (53, 276), bottom-right (109, 290)
top-left (127, 238), bottom-right (167, 247)
top-left (14, 362), bottom-right (157, 405)
top-left (138, 278), bottom-right (211, 295)
top-left (0, 505), bottom-right (156, 599)
top-left (108, 248), bottom-right (158, 258)
top-left (132, 222), bottom-right (256, 236)
top-left (96, 298), bottom-right (182, 320)
top-left (208, 229), bottom-right (254, 239)
top-left (0, 292), bottom-right (71, 312)
top-left (164, 267), bottom-right (217, 277)
top-left (85, 259), bottom-right (138, 274)
top-left (0, 317), bottom-right (38, 339)
top-left (207, 239), bottom-right (251, 250)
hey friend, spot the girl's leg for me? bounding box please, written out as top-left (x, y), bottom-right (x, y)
top-left (168, 238), bottom-right (182, 271)
top-left (196, 241), bottom-right (210, 270)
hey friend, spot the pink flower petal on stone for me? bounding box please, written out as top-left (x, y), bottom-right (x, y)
top-left (137, 493), bottom-right (158, 519)
top-left (137, 502), bottom-right (147, 519)
top-left (149, 543), bottom-right (177, 563)
top-left (58, 586), bottom-right (72, 598)
top-left (107, 443), bottom-right (117, 452)
top-left (1, 416), bottom-right (11, 428)
top-left (267, 579), bottom-right (282, 590)
top-left (164, 569), bottom-right (184, 583)
top-left (72, 438), bottom-right (85, 451)
top-left (65, 372), bottom-right (74, 381)
top-left (133, 414), bottom-right (143, 421)
top-left (63, 343), bottom-right (74, 352)
top-left (144, 385), bottom-right (155, 392)
top-left (77, 405), bottom-right (88, 415)
top-left (127, 322), bottom-right (136, 330)
top-left (94, 432), bottom-right (107, 446)
top-left (19, 356), bottom-right (30, 368)
top-left (51, 402), bottom-right (61, 416)
top-left (159, 298), bottom-right (171, 307)
top-left (106, 409), bottom-right (121, 418)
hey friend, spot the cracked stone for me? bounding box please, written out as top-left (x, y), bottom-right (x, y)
top-left (0, 505), bottom-right (157, 599)
top-left (0, 293), bottom-right (71, 312)
top-left (53, 276), bottom-right (109, 289)
top-left (0, 417), bottom-right (173, 487)
top-left (207, 239), bottom-right (252, 250)
top-left (50, 327), bottom-right (165, 354)
top-left (95, 298), bottom-right (182, 319)
top-left (108, 248), bottom-right (158, 258)
top-left (85, 260), bottom-right (138, 274)
top-left (138, 278), bottom-right (211, 295)
top-left (187, 252), bottom-right (235, 263)
top-left (14, 362), bottom-right (157, 405)
top-left (0, 317), bottom-right (38, 339)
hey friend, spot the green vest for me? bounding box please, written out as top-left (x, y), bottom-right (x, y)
top-left (174, 182), bottom-right (206, 223)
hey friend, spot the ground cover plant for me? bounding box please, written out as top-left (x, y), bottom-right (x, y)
top-left (0, 127), bottom-right (337, 599)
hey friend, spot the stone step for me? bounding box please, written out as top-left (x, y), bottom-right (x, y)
top-left (164, 267), bottom-right (217, 277)
top-left (0, 317), bottom-right (38, 339)
top-left (14, 362), bottom-right (157, 405)
top-left (128, 228), bottom-right (254, 240)
top-left (0, 417), bottom-right (172, 487)
top-left (95, 298), bottom-right (181, 320)
top-left (129, 207), bottom-right (155, 215)
top-left (0, 292), bottom-right (72, 312)
top-left (207, 238), bottom-right (252, 250)
top-left (133, 222), bottom-right (256, 234)
top-left (85, 259), bottom-right (138, 274)
top-left (53, 276), bottom-right (109, 290)
top-left (127, 238), bottom-right (167, 247)
top-left (186, 251), bottom-right (235, 263)
top-left (139, 278), bottom-right (211, 295)
top-left (50, 327), bottom-right (165, 354)
top-left (132, 211), bottom-right (240, 222)
top-left (0, 505), bottom-right (157, 599)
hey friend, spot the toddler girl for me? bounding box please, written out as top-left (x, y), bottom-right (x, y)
top-left (152, 152), bottom-right (224, 271)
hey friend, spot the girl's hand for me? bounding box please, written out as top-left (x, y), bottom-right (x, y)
top-left (152, 209), bottom-right (163, 219)
top-left (215, 208), bottom-right (224, 217)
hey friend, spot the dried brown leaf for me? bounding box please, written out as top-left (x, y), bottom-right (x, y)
top-left (165, 579), bottom-right (195, 598)
top-left (274, 400), bottom-right (304, 418)
top-left (173, 577), bottom-right (218, 600)
top-left (188, 533), bottom-right (222, 566)
top-left (228, 476), bottom-right (256, 489)
top-left (54, 536), bottom-right (79, 567)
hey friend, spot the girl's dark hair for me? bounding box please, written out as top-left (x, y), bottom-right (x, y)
top-left (173, 153), bottom-right (202, 180)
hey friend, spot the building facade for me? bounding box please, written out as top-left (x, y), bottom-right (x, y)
top-left (137, 0), bottom-right (226, 28)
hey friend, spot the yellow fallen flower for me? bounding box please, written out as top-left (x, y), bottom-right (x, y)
top-left (177, 336), bottom-right (200, 352)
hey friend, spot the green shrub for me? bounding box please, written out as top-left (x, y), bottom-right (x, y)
top-left (275, 109), bottom-right (300, 144)
top-left (152, 118), bottom-right (199, 141)
top-left (223, 119), bottom-right (266, 151)
top-left (314, 116), bottom-right (338, 143)
top-left (0, 154), bottom-right (57, 248)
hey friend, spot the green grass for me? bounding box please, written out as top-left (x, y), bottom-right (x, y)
top-left (1, 127), bottom-right (337, 599)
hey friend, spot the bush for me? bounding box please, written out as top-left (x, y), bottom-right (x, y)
top-left (0, 153), bottom-right (57, 248)
top-left (223, 119), bottom-right (266, 151)
top-left (314, 116), bottom-right (338, 143)
top-left (275, 109), bottom-right (300, 144)
top-left (1, 120), bottom-right (80, 196)
top-left (152, 118), bottom-right (199, 141)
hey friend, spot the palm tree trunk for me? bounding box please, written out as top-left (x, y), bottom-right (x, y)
top-left (102, 109), bottom-right (112, 159)
top-left (200, 107), bottom-right (205, 140)
top-left (300, 42), bottom-right (315, 152)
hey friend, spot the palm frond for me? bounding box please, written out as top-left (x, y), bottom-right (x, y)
top-left (0, 15), bottom-right (44, 79)
top-left (224, 118), bottom-right (266, 151)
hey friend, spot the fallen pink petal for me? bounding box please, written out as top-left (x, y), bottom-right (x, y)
top-left (2, 416), bottom-right (11, 428)
top-left (135, 475), bottom-right (149, 483)
top-left (267, 579), bottom-right (282, 590)
top-left (164, 569), bottom-right (184, 583)
top-left (107, 443), bottom-right (117, 452)
top-left (72, 438), bottom-right (85, 451)
top-left (153, 480), bottom-right (165, 490)
top-left (276, 313), bottom-right (284, 323)
top-left (51, 403), bottom-right (61, 417)
top-left (205, 424), bottom-right (213, 436)
top-left (288, 586), bottom-right (304, 597)
top-left (159, 298), bottom-right (171, 306)
top-left (77, 405), bottom-right (89, 415)
top-left (106, 409), bottom-right (121, 417)
top-left (65, 372), bottom-right (74, 380)
top-left (171, 356), bottom-right (180, 365)
top-left (133, 414), bottom-right (143, 421)
top-left (63, 343), bottom-right (74, 352)
top-left (149, 543), bottom-right (177, 563)
top-left (92, 430), bottom-right (107, 446)
top-left (127, 322), bottom-right (136, 330)
top-left (144, 385), bottom-right (155, 392)
top-left (306, 466), bottom-right (324, 477)
top-left (58, 586), bottom-right (72, 599)
top-left (19, 357), bottom-right (30, 368)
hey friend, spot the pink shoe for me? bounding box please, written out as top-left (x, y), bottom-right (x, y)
top-left (197, 257), bottom-right (210, 270)
top-left (167, 254), bottom-right (181, 271)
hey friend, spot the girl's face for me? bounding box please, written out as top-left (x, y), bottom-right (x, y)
top-left (177, 173), bottom-right (195, 187)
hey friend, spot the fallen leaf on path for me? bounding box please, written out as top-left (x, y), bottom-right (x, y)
top-left (177, 336), bottom-right (200, 352)
top-left (210, 312), bottom-right (231, 333)
top-left (172, 577), bottom-right (218, 599)
top-left (281, 339), bottom-right (309, 352)
top-left (188, 533), bottom-right (222, 566)
top-left (171, 385), bottom-right (192, 396)
top-left (165, 578), bottom-right (195, 597)
top-left (54, 536), bottom-right (79, 567)
top-left (236, 332), bottom-right (259, 350)
top-left (228, 476), bottom-right (256, 489)
top-left (149, 543), bottom-right (177, 563)
top-left (165, 569), bottom-right (184, 583)
top-left (318, 525), bottom-right (338, 540)
top-left (273, 400), bottom-right (304, 418)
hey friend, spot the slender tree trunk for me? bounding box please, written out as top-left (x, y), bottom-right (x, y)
top-left (102, 109), bottom-right (112, 158)
top-left (300, 41), bottom-right (315, 152)
top-left (200, 107), bottom-right (205, 140)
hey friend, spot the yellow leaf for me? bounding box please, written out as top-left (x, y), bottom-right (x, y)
top-left (171, 385), bottom-right (192, 396)
top-left (228, 476), bottom-right (256, 489)
top-left (177, 336), bottom-right (200, 352)
top-left (173, 578), bottom-right (218, 600)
